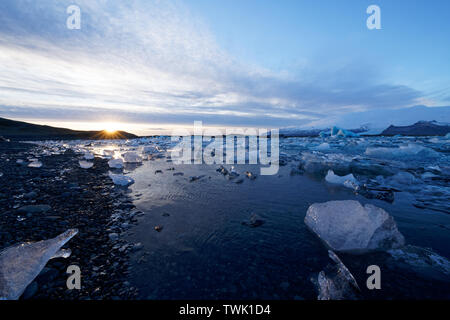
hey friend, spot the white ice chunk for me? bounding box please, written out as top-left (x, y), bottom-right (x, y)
top-left (84, 152), bottom-right (94, 160)
top-left (0, 229), bottom-right (78, 300)
top-left (365, 144), bottom-right (439, 159)
top-left (316, 250), bottom-right (360, 300)
top-left (122, 151), bottom-right (142, 163)
top-left (108, 158), bottom-right (124, 169)
top-left (108, 172), bottom-right (134, 187)
top-left (27, 161), bottom-right (42, 168)
top-left (314, 143), bottom-right (330, 151)
top-left (305, 200), bottom-right (405, 253)
top-left (325, 170), bottom-right (359, 189)
top-left (102, 150), bottom-right (115, 157)
top-left (79, 160), bottom-right (93, 169)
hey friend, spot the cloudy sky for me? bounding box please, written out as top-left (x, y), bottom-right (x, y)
top-left (0, 0), bottom-right (449, 135)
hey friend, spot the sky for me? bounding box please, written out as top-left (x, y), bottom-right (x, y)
top-left (0, 0), bottom-right (449, 135)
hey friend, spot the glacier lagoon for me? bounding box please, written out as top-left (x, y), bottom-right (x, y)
top-left (24, 134), bottom-right (450, 299)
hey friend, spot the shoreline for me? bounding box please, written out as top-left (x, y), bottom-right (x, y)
top-left (0, 141), bottom-right (139, 299)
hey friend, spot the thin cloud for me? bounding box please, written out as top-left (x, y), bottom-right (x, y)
top-left (0, 0), bottom-right (429, 129)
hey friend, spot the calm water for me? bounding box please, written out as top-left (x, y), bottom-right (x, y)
top-left (125, 157), bottom-right (450, 299)
top-left (40, 135), bottom-right (450, 299)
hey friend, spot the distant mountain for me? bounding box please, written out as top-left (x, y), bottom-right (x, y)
top-left (0, 117), bottom-right (138, 140)
top-left (333, 105), bottom-right (450, 134)
top-left (381, 120), bottom-right (450, 136)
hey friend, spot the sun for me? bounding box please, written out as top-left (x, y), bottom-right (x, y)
top-left (102, 122), bottom-right (121, 133)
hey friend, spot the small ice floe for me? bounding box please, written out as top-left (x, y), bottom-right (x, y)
top-left (421, 172), bottom-right (438, 179)
top-left (122, 151), bottom-right (142, 163)
top-left (376, 171), bottom-right (421, 191)
top-left (325, 170), bottom-right (359, 189)
top-left (109, 172), bottom-right (134, 187)
top-left (314, 250), bottom-right (360, 300)
top-left (84, 152), bottom-right (94, 160)
top-left (305, 200), bottom-right (405, 253)
top-left (27, 160), bottom-right (42, 168)
top-left (388, 245), bottom-right (450, 278)
top-left (142, 146), bottom-right (160, 154)
top-left (0, 172), bottom-right (3, 177)
top-left (103, 149), bottom-right (115, 157)
top-left (16, 159), bottom-right (25, 165)
top-left (108, 158), bottom-right (124, 169)
top-left (0, 229), bottom-right (78, 300)
top-left (365, 144), bottom-right (439, 159)
top-left (313, 142), bottom-right (330, 151)
top-left (79, 160), bottom-right (93, 169)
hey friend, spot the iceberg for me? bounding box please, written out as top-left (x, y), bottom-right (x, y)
top-left (325, 170), bottom-right (359, 189)
top-left (305, 200), bottom-right (405, 253)
top-left (109, 172), bottom-right (135, 187)
top-left (78, 160), bottom-right (93, 169)
top-left (122, 151), bottom-right (142, 163)
top-left (0, 229), bottom-right (78, 300)
top-left (315, 250), bottom-right (360, 300)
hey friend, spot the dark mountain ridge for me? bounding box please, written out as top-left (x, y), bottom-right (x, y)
top-left (381, 120), bottom-right (450, 136)
top-left (0, 117), bottom-right (138, 140)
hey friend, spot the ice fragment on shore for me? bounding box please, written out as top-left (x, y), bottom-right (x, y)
top-left (0, 229), bottom-right (78, 300)
top-left (79, 160), bottom-right (93, 169)
top-left (305, 200), bottom-right (405, 253)
top-left (108, 172), bottom-right (135, 187)
top-left (108, 158), bottom-right (124, 169)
